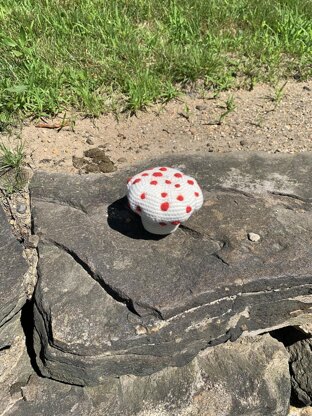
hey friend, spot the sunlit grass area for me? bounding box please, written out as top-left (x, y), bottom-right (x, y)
top-left (0, 140), bottom-right (25, 194)
top-left (0, 0), bottom-right (311, 128)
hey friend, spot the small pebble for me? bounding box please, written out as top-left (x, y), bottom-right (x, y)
top-left (39, 159), bottom-right (52, 164)
top-left (135, 325), bottom-right (147, 335)
top-left (240, 140), bottom-right (247, 146)
top-left (26, 235), bottom-right (40, 248)
top-left (16, 203), bottom-right (27, 214)
top-left (9, 387), bottom-right (23, 402)
top-left (86, 138), bottom-right (94, 145)
top-left (117, 157), bottom-right (127, 163)
top-left (248, 232), bottom-right (261, 242)
top-left (195, 104), bottom-right (207, 111)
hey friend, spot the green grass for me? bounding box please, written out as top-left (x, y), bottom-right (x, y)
top-left (0, 141), bottom-right (25, 194)
top-left (0, 0), bottom-right (311, 128)
top-left (0, 142), bottom-right (24, 171)
top-left (218, 95), bottom-right (236, 124)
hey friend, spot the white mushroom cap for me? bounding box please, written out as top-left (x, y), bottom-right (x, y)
top-left (127, 166), bottom-right (203, 235)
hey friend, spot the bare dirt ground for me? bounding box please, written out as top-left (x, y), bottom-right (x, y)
top-left (2, 80), bottom-right (311, 174)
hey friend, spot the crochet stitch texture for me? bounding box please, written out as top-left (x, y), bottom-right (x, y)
top-left (127, 166), bottom-right (203, 234)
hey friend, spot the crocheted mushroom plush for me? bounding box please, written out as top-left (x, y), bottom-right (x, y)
top-left (127, 166), bottom-right (203, 235)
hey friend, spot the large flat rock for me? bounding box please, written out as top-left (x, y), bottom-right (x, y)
top-left (0, 205), bottom-right (28, 327)
top-left (30, 152), bottom-right (312, 385)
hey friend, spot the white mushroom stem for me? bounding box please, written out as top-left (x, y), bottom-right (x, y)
top-left (141, 213), bottom-right (179, 235)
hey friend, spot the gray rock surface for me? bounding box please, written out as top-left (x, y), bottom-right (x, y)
top-left (30, 152), bottom-right (312, 385)
top-left (288, 337), bottom-right (312, 406)
top-left (0, 203), bottom-right (32, 414)
top-left (0, 204), bottom-right (28, 327)
top-left (5, 374), bottom-right (92, 416)
top-left (0, 312), bottom-right (33, 415)
top-left (5, 335), bottom-right (290, 416)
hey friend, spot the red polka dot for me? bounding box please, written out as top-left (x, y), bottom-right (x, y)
top-left (165, 180), bottom-right (172, 184)
top-left (186, 206), bottom-right (192, 213)
top-left (153, 172), bottom-right (163, 177)
top-left (177, 195), bottom-right (184, 201)
top-left (140, 193), bottom-right (146, 199)
top-left (187, 179), bottom-right (194, 185)
top-left (133, 178), bottom-right (141, 184)
top-left (194, 192), bottom-right (199, 197)
top-left (159, 222), bottom-right (167, 226)
top-left (174, 173), bottom-right (183, 178)
top-left (175, 184), bottom-right (181, 188)
top-left (171, 221), bottom-right (180, 225)
top-left (160, 202), bottom-right (170, 211)
top-left (136, 206), bottom-right (142, 212)
top-left (142, 173), bottom-right (149, 177)
top-left (159, 167), bottom-right (167, 171)
top-left (150, 180), bottom-right (158, 185)
top-left (161, 192), bottom-right (168, 198)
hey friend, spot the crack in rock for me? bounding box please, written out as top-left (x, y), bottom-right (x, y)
top-left (268, 191), bottom-right (311, 203)
top-left (212, 252), bottom-right (230, 267)
top-left (42, 239), bottom-right (141, 317)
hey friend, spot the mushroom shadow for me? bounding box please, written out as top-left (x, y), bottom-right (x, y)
top-left (107, 196), bottom-right (166, 241)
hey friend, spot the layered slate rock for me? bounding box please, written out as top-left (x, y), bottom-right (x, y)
top-left (30, 152), bottom-right (312, 386)
top-left (0, 205), bottom-right (31, 413)
top-left (6, 335), bottom-right (290, 416)
top-left (0, 313), bottom-right (33, 414)
top-left (288, 337), bottom-right (312, 406)
top-left (270, 324), bottom-right (312, 407)
top-left (5, 374), bottom-right (92, 416)
top-left (0, 205), bottom-right (28, 327)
